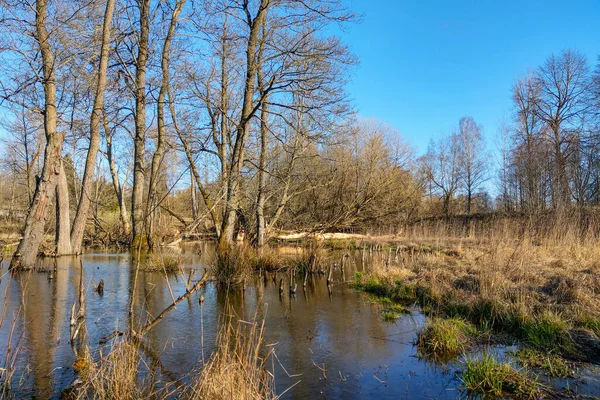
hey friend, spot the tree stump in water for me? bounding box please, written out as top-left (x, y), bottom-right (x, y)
top-left (96, 279), bottom-right (104, 296)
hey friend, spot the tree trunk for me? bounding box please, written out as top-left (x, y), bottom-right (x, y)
top-left (131, 0), bottom-right (150, 248)
top-left (255, 22), bottom-right (268, 249)
top-left (10, 0), bottom-right (62, 269)
top-left (443, 193), bottom-right (451, 218)
top-left (466, 188), bottom-right (472, 216)
top-left (255, 101), bottom-right (268, 248)
top-left (104, 117), bottom-right (131, 236)
top-left (218, 0), bottom-right (269, 249)
top-left (55, 161), bottom-right (72, 255)
top-left (146, 0), bottom-right (184, 249)
top-left (70, 0), bottom-right (116, 254)
top-left (190, 173), bottom-right (197, 220)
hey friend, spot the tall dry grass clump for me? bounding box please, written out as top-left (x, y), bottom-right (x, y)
top-left (141, 253), bottom-right (182, 273)
top-left (75, 340), bottom-right (144, 400)
top-left (213, 245), bottom-right (254, 285)
top-left (188, 312), bottom-right (275, 400)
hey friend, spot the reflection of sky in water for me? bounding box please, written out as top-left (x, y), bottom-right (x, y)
top-left (0, 248), bottom-right (598, 399)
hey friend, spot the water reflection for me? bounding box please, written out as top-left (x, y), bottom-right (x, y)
top-left (0, 246), bottom-right (528, 399)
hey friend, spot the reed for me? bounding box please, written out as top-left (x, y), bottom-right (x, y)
top-left (74, 340), bottom-right (146, 400)
top-left (187, 311), bottom-right (275, 399)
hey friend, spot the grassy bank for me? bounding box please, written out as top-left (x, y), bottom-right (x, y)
top-left (352, 235), bottom-right (600, 349)
top-left (350, 229), bottom-right (600, 397)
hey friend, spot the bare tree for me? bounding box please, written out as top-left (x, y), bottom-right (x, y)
top-left (421, 132), bottom-right (461, 217)
top-left (69, 0), bottom-right (116, 254)
top-left (457, 117), bottom-right (487, 215)
top-left (146, 0), bottom-right (186, 249)
top-left (9, 0), bottom-right (65, 269)
top-left (131, 0), bottom-right (151, 248)
top-left (511, 74), bottom-right (547, 211)
top-left (535, 50), bottom-right (593, 207)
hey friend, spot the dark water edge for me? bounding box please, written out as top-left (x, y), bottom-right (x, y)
top-left (0, 247), bottom-right (597, 399)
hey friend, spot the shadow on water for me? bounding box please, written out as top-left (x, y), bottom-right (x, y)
top-left (0, 244), bottom-right (597, 399)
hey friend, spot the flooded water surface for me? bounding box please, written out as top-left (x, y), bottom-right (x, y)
top-left (0, 245), bottom-right (597, 399)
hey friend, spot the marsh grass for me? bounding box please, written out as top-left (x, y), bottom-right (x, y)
top-left (520, 312), bottom-right (573, 353)
top-left (213, 245), bottom-right (254, 285)
top-left (250, 248), bottom-right (282, 272)
top-left (289, 245), bottom-right (328, 274)
top-left (461, 353), bottom-right (540, 399)
top-left (417, 318), bottom-right (475, 361)
top-left (350, 218), bottom-right (600, 361)
top-left (515, 348), bottom-right (574, 378)
top-left (381, 311), bottom-right (401, 322)
top-left (74, 340), bottom-right (147, 400)
top-left (214, 243), bottom-right (331, 285)
top-left (142, 254), bottom-right (182, 273)
top-left (73, 310), bottom-right (275, 400)
top-left (579, 317), bottom-right (600, 337)
top-left (188, 312), bottom-right (275, 400)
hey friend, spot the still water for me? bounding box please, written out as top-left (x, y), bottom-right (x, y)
top-left (0, 244), bottom-right (594, 399)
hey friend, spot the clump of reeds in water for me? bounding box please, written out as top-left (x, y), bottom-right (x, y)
top-left (74, 340), bottom-right (146, 400)
top-left (288, 243), bottom-right (329, 275)
top-left (213, 245), bottom-right (254, 285)
top-left (141, 254), bottom-right (182, 273)
top-left (188, 312), bottom-right (275, 399)
top-left (73, 310), bottom-right (275, 399)
top-left (249, 247), bottom-right (283, 272)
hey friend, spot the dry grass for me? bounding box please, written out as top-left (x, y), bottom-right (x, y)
top-left (353, 216), bottom-right (600, 361)
top-left (214, 243), bottom-right (331, 285)
top-left (187, 312), bottom-right (275, 400)
top-left (74, 340), bottom-right (145, 400)
top-left (213, 245), bottom-right (255, 285)
top-left (72, 311), bottom-right (275, 400)
top-left (141, 254), bottom-right (182, 273)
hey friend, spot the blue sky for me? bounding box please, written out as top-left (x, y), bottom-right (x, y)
top-left (340, 0), bottom-right (600, 155)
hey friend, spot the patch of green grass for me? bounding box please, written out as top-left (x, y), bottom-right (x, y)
top-left (515, 348), bottom-right (574, 378)
top-left (461, 353), bottom-right (539, 399)
top-left (364, 291), bottom-right (409, 319)
top-left (385, 304), bottom-right (406, 313)
top-left (469, 298), bottom-right (517, 332)
top-left (352, 273), bottom-right (418, 305)
top-left (417, 318), bottom-right (474, 361)
top-left (363, 277), bottom-right (389, 297)
top-left (381, 311), bottom-right (401, 322)
top-left (373, 296), bottom-right (393, 305)
top-left (520, 312), bottom-right (572, 353)
top-left (578, 317), bottom-right (600, 337)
